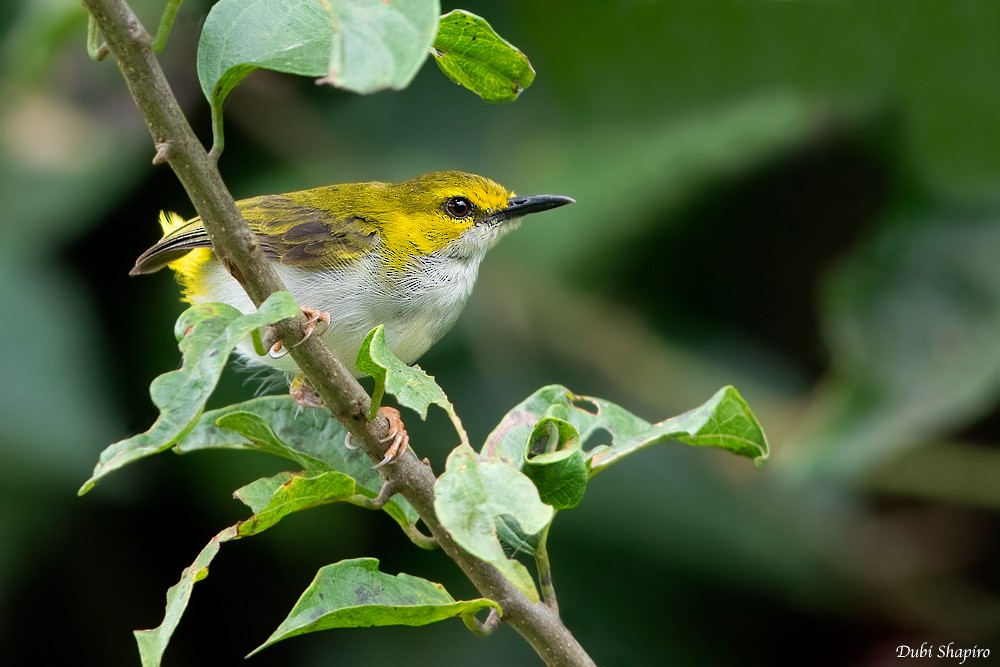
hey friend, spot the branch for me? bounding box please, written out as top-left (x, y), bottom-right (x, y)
top-left (82, 1), bottom-right (594, 665)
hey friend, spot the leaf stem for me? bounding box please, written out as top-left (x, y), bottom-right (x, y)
top-left (86, 15), bottom-right (109, 61)
top-left (463, 607), bottom-right (501, 637)
top-left (535, 521), bottom-right (559, 613)
top-left (151, 0), bottom-right (183, 52)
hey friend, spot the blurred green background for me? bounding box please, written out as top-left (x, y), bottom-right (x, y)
top-left (3, 0), bottom-right (1000, 665)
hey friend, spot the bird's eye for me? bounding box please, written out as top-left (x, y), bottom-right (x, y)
top-left (444, 196), bottom-right (473, 219)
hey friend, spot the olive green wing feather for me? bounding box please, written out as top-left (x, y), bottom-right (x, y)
top-left (131, 194), bottom-right (380, 275)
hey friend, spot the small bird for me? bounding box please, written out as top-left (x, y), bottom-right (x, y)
top-left (131, 170), bottom-right (573, 463)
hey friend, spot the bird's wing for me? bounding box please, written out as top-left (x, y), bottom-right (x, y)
top-left (131, 193), bottom-right (380, 275)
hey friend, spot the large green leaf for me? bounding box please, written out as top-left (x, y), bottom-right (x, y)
top-left (79, 293), bottom-right (299, 494)
top-left (327, 0), bottom-right (440, 94)
top-left (173, 396), bottom-right (421, 534)
top-left (197, 0), bottom-right (330, 111)
top-left (250, 558), bottom-right (499, 655)
top-left (432, 10), bottom-right (535, 102)
top-left (434, 445), bottom-right (554, 601)
top-left (197, 0), bottom-right (438, 152)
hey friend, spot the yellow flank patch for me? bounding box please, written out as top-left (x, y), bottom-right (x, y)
top-left (156, 210), bottom-right (213, 302)
top-left (167, 248), bottom-right (213, 303)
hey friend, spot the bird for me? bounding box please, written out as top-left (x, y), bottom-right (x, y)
top-left (131, 170), bottom-right (573, 464)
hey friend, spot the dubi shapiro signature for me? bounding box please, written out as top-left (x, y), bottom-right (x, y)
top-left (897, 643), bottom-right (990, 664)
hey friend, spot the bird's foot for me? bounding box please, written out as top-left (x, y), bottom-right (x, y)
top-left (372, 407), bottom-right (409, 468)
top-left (268, 306), bottom-right (331, 358)
top-left (344, 406), bottom-right (410, 468)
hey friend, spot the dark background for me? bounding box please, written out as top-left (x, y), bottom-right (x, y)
top-left (2, 1), bottom-right (999, 665)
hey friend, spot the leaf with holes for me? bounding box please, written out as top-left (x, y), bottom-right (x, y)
top-left (482, 384), bottom-right (769, 478)
top-left (587, 386), bottom-right (770, 473)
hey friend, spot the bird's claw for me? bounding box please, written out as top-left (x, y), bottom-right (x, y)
top-left (373, 407), bottom-right (409, 468)
top-left (343, 407), bottom-right (409, 468)
top-left (268, 306), bottom-right (331, 358)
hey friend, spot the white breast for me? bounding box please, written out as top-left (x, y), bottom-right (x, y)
top-left (191, 251), bottom-right (485, 376)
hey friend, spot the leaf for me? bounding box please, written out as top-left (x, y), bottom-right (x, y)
top-left (79, 293), bottom-right (299, 494)
top-left (134, 526), bottom-right (238, 667)
top-left (324, 0), bottom-right (440, 94)
top-left (250, 558), bottom-right (499, 656)
top-left (587, 386), bottom-right (770, 473)
top-left (233, 470), bottom-right (358, 537)
top-left (197, 0), bottom-right (438, 152)
top-left (197, 0), bottom-right (330, 145)
top-left (432, 10), bottom-right (535, 102)
top-left (213, 410), bottom-right (331, 472)
top-left (434, 445), bottom-right (554, 600)
top-left (521, 409), bottom-right (589, 509)
top-left (355, 325), bottom-right (468, 445)
top-left (173, 397), bottom-right (421, 535)
top-left (482, 385), bottom-right (769, 477)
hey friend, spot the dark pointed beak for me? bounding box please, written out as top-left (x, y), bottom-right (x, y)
top-left (482, 194), bottom-right (575, 226)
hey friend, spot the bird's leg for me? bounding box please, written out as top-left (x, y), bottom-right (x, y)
top-left (266, 306), bottom-right (331, 358)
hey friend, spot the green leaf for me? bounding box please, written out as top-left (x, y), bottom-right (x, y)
top-left (434, 445), bottom-right (554, 600)
top-left (325, 0), bottom-right (440, 94)
top-left (173, 396), bottom-right (421, 535)
top-left (214, 410), bottom-right (332, 472)
top-left (197, 0), bottom-right (438, 153)
top-left (355, 325), bottom-right (468, 444)
top-left (134, 526), bottom-right (239, 667)
top-left (587, 386), bottom-right (770, 473)
top-left (521, 409), bottom-right (589, 509)
top-left (233, 470), bottom-right (358, 537)
top-left (483, 385), bottom-right (641, 466)
top-left (197, 0), bottom-right (330, 151)
top-left (250, 558), bottom-right (499, 656)
top-left (79, 293), bottom-right (299, 494)
top-left (482, 385), bottom-right (769, 477)
top-left (432, 10), bottom-right (535, 102)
